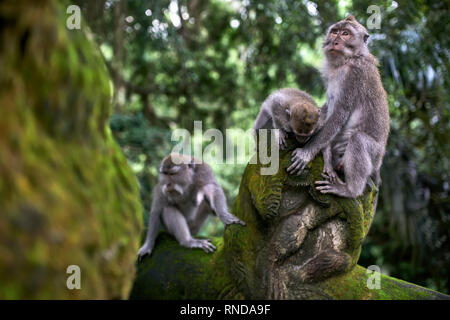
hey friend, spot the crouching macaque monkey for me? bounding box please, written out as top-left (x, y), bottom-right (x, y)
top-left (253, 88), bottom-right (321, 149)
top-left (253, 88), bottom-right (342, 183)
top-left (138, 153), bottom-right (245, 259)
top-left (288, 15), bottom-right (390, 199)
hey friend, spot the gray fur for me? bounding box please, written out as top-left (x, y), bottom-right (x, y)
top-left (288, 16), bottom-right (390, 199)
top-left (254, 88), bottom-right (317, 132)
top-left (254, 88), bottom-right (321, 150)
top-left (138, 153), bottom-right (245, 259)
top-left (254, 89), bottom-right (338, 178)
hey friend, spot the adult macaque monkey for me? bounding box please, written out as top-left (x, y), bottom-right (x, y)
top-left (138, 153), bottom-right (245, 259)
top-left (287, 15), bottom-right (390, 198)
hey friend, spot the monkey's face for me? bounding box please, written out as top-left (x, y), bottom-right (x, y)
top-left (159, 154), bottom-right (194, 199)
top-left (289, 103), bottom-right (319, 144)
top-left (323, 16), bottom-right (369, 63)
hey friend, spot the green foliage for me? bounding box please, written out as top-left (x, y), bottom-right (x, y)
top-left (77, 0), bottom-right (449, 293)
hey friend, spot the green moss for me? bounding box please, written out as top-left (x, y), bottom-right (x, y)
top-left (131, 235), bottom-right (449, 300)
top-left (130, 233), bottom-right (238, 299)
top-left (320, 265), bottom-right (449, 300)
top-left (0, 0), bottom-right (142, 299)
top-left (131, 147), bottom-right (449, 300)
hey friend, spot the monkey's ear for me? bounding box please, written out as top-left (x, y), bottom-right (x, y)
top-left (345, 15), bottom-right (356, 22)
top-left (188, 157), bottom-right (196, 170)
top-left (285, 109), bottom-right (291, 117)
top-left (363, 33), bottom-right (370, 43)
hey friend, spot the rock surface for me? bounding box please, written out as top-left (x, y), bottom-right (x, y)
top-left (131, 146), bottom-right (449, 300)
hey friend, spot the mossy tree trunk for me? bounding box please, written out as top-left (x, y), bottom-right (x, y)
top-left (0, 0), bottom-right (142, 299)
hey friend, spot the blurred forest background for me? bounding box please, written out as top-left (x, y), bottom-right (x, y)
top-left (74, 0), bottom-right (449, 293)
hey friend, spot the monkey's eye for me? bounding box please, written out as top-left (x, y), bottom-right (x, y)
top-left (342, 30), bottom-right (349, 36)
top-left (331, 29), bottom-right (338, 35)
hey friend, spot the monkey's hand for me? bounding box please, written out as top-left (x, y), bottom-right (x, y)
top-left (137, 243), bottom-right (153, 260)
top-left (277, 129), bottom-right (288, 150)
top-left (287, 148), bottom-right (314, 174)
top-left (220, 212), bottom-right (246, 226)
top-left (322, 167), bottom-right (344, 184)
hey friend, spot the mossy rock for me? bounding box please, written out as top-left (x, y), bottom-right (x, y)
top-left (0, 0), bottom-right (142, 299)
top-left (131, 146), bottom-right (449, 300)
top-left (131, 234), bottom-right (449, 300)
top-left (130, 233), bottom-right (239, 300)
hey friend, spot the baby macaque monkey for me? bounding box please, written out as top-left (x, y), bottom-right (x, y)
top-left (253, 88), bottom-right (341, 182)
top-left (138, 153), bottom-right (245, 259)
top-left (253, 88), bottom-right (321, 149)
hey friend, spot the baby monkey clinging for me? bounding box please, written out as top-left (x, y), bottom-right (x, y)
top-left (253, 88), bottom-right (321, 148)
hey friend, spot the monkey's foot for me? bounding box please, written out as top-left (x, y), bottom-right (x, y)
top-left (185, 238), bottom-right (217, 253)
top-left (314, 178), bottom-right (348, 196)
top-left (321, 170), bottom-right (343, 184)
top-left (137, 243), bottom-right (153, 260)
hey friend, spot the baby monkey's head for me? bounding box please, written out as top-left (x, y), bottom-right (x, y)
top-left (289, 102), bottom-right (320, 144)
